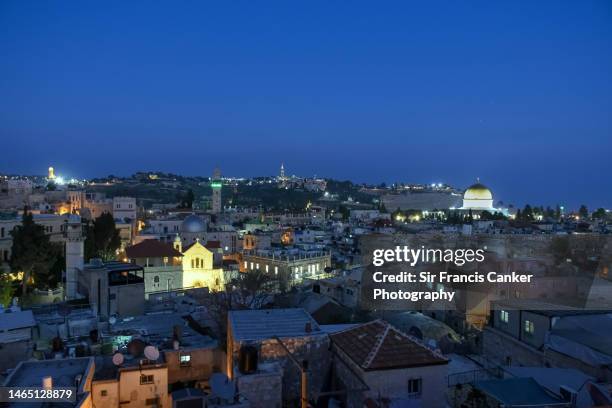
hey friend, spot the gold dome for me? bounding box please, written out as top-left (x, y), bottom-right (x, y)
top-left (463, 183), bottom-right (493, 201)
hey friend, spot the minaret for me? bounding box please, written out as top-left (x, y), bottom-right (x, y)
top-left (211, 167), bottom-right (222, 213)
top-left (64, 215), bottom-right (84, 300)
top-left (280, 163), bottom-right (285, 180)
top-left (48, 166), bottom-right (56, 180)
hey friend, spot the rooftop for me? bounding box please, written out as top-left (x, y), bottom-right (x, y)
top-left (492, 298), bottom-right (612, 316)
top-left (330, 320), bottom-right (448, 371)
top-left (125, 239), bottom-right (182, 259)
top-left (474, 378), bottom-right (565, 406)
top-left (229, 308), bottom-right (322, 341)
top-left (109, 311), bottom-right (216, 351)
top-left (4, 357), bottom-right (93, 388)
top-left (0, 309), bottom-right (36, 331)
top-left (84, 260), bottom-right (143, 273)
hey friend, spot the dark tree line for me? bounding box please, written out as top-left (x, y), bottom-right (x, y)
top-left (10, 208), bottom-right (64, 294)
top-left (84, 212), bottom-right (121, 261)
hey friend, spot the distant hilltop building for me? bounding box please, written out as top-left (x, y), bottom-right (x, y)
top-left (279, 162), bottom-right (286, 180)
top-left (380, 187), bottom-right (463, 211)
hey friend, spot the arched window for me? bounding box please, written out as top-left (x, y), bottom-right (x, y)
top-left (154, 276), bottom-right (160, 283)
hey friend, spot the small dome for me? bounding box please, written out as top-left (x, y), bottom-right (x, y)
top-left (464, 183), bottom-right (493, 201)
top-left (182, 214), bottom-right (206, 233)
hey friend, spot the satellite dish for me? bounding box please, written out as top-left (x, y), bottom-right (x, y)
top-left (210, 373), bottom-right (236, 400)
top-left (144, 346), bottom-right (160, 361)
top-left (112, 353), bottom-right (124, 366)
top-left (109, 316), bottom-right (117, 325)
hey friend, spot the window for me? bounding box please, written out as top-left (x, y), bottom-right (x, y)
top-left (140, 374), bottom-right (154, 384)
top-left (154, 276), bottom-right (160, 283)
top-left (100, 390), bottom-right (108, 397)
top-left (524, 320), bottom-right (535, 336)
top-left (500, 310), bottom-right (509, 324)
top-left (180, 354), bottom-right (191, 366)
top-left (408, 378), bottom-right (422, 396)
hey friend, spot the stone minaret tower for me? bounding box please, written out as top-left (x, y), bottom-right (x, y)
top-left (211, 167), bottom-right (222, 213)
top-left (64, 215), bottom-right (84, 300)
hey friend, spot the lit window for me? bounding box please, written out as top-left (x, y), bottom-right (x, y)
top-left (140, 374), bottom-right (154, 384)
top-left (244, 261), bottom-right (248, 269)
top-left (265, 265), bottom-right (269, 273)
top-left (180, 354), bottom-right (191, 365)
top-left (500, 310), bottom-right (509, 324)
top-left (524, 320), bottom-right (535, 336)
top-left (408, 378), bottom-right (422, 396)
top-left (274, 266), bottom-right (278, 275)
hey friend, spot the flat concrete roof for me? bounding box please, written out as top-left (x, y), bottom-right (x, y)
top-left (229, 308), bottom-right (322, 341)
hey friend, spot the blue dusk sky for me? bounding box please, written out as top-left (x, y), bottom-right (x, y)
top-left (1, 1), bottom-right (611, 209)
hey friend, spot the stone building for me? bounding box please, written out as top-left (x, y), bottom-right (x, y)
top-left (227, 308), bottom-right (331, 408)
top-left (484, 298), bottom-right (612, 381)
top-left (329, 320), bottom-right (449, 408)
top-left (77, 260), bottom-right (145, 319)
top-left (241, 249), bottom-right (331, 290)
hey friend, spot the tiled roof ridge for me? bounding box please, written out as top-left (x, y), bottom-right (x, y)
top-left (330, 318), bottom-right (382, 336)
top-left (384, 320), bottom-right (448, 362)
top-left (362, 320), bottom-right (390, 369)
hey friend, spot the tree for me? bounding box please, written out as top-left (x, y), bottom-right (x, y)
top-left (555, 204), bottom-right (562, 219)
top-left (201, 269), bottom-right (274, 352)
top-left (85, 212), bottom-right (121, 261)
top-left (579, 205), bottom-right (589, 219)
top-left (592, 208), bottom-right (606, 220)
top-left (178, 189), bottom-right (195, 209)
top-left (522, 205), bottom-right (534, 221)
top-left (550, 236), bottom-right (571, 264)
top-left (0, 275), bottom-right (14, 307)
top-left (10, 208), bottom-right (61, 293)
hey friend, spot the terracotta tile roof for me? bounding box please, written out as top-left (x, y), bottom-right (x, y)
top-left (330, 320), bottom-right (448, 371)
top-left (126, 239), bottom-right (182, 259)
